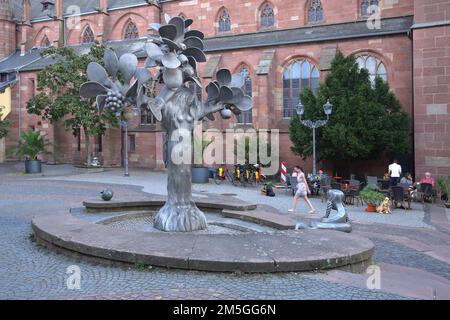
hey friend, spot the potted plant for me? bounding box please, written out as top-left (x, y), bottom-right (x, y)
top-left (12, 130), bottom-right (52, 174)
top-left (437, 176), bottom-right (450, 208)
top-left (360, 185), bottom-right (386, 212)
top-left (191, 135), bottom-right (213, 183)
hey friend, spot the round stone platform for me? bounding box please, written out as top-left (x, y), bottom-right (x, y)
top-left (32, 208), bottom-right (374, 273)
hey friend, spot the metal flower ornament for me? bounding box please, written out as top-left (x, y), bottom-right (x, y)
top-left (80, 15), bottom-right (253, 232)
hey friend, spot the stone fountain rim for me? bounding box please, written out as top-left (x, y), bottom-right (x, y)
top-left (32, 209), bottom-right (374, 273)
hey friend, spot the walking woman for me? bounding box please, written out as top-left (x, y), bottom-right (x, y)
top-left (288, 166), bottom-right (316, 214)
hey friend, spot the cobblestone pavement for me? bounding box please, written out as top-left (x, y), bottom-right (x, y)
top-left (0, 164), bottom-right (449, 300)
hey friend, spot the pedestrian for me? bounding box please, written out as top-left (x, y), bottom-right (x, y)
top-left (388, 159), bottom-right (402, 187)
top-left (288, 166), bottom-right (316, 214)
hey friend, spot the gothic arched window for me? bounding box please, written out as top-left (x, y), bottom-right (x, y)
top-left (308, 0), bottom-right (324, 23)
top-left (283, 59), bottom-right (320, 118)
top-left (237, 67), bottom-right (253, 124)
top-left (124, 20), bottom-right (139, 40)
top-left (356, 54), bottom-right (387, 86)
top-left (82, 26), bottom-right (95, 44)
top-left (218, 9), bottom-right (231, 33)
top-left (261, 3), bottom-right (275, 31)
top-left (41, 35), bottom-right (51, 48)
top-left (361, 0), bottom-right (379, 17)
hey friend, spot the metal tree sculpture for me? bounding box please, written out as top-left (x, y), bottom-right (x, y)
top-left (80, 16), bottom-right (253, 232)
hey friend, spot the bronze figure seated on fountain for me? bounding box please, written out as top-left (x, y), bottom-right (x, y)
top-left (296, 189), bottom-right (352, 233)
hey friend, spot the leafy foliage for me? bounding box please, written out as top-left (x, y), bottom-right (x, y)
top-left (360, 184), bottom-right (386, 206)
top-left (0, 106), bottom-right (9, 139)
top-left (12, 130), bottom-right (52, 160)
top-left (26, 44), bottom-right (118, 163)
top-left (289, 52), bottom-right (411, 164)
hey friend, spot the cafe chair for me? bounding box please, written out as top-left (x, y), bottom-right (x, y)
top-left (391, 186), bottom-right (411, 210)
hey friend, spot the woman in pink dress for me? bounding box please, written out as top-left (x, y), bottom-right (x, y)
top-left (288, 166), bottom-right (316, 214)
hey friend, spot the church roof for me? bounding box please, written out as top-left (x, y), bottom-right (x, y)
top-left (13, 0), bottom-right (154, 21)
top-left (0, 15), bottom-right (413, 74)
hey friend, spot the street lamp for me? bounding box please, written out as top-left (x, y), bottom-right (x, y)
top-left (117, 106), bottom-right (140, 177)
top-left (296, 99), bottom-right (333, 176)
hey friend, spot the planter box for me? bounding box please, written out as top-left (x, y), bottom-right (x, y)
top-left (192, 167), bottom-right (210, 183)
top-left (366, 204), bottom-right (377, 212)
top-left (25, 160), bottom-right (42, 174)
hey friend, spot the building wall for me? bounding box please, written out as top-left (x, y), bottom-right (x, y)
top-left (3, 0), bottom-right (444, 178)
top-left (413, 0), bottom-right (450, 179)
top-left (0, 0), bottom-right (15, 59)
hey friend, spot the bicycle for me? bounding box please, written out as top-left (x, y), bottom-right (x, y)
top-left (214, 165), bottom-right (239, 186)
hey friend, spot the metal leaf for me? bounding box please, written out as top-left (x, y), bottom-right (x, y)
top-left (147, 97), bottom-right (163, 122)
top-left (162, 52), bottom-right (182, 69)
top-left (184, 18), bottom-right (194, 28)
top-left (125, 80), bottom-right (138, 98)
top-left (145, 42), bottom-right (163, 60)
top-left (159, 24), bottom-right (177, 41)
top-left (230, 74), bottom-right (244, 88)
top-left (230, 106), bottom-right (242, 115)
top-left (188, 56), bottom-right (197, 72)
top-left (104, 48), bottom-right (119, 79)
top-left (80, 82), bottom-right (109, 98)
top-left (162, 38), bottom-right (181, 52)
top-left (183, 65), bottom-right (196, 80)
top-left (145, 57), bottom-right (157, 68)
top-left (135, 68), bottom-right (152, 86)
top-left (219, 86), bottom-right (233, 101)
top-left (182, 47), bottom-right (206, 63)
top-left (184, 36), bottom-right (204, 50)
top-left (225, 87), bottom-right (244, 104)
top-left (234, 95), bottom-right (253, 112)
top-left (206, 82), bottom-right (220, 101)
top-left (163, 68), bottom-right (183, 89)
top-left (164, 13), bottom-right (172, 24)
top-left (169, 16), bottom-right (185, 40)
top-left (118, 53), bottom-right (138, 83)
top-left (185, 30), bottom-right (204, 39)
top-left (186, 76), bottom-right (202, 88)
top-left (96, 95), bottom-right (107, 113)
top-left (87, 62), bottom-right (110, 86)
top-left (216, 69), bottom-right (232, 86)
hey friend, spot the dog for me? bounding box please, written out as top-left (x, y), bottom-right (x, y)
top-left (376, 197), bottom-right (392, 214)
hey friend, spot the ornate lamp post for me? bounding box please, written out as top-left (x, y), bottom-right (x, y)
top-left (296, 99), bottom-right (333, 176)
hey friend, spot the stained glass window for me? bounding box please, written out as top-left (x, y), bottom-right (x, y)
top-left (124, 21), bottom-right (139, 40)
top-left (41, 35), bottom-right (51, 48)
top-left (218, 9), bottom-right (231, 33)
top-left (82, 26), bottom-right (95, 44)
top-left (361, 0), bottom-right (379, 17)
top-left (308, 0), bottom-right (324, 23)
top-left (261, 3), bottom-right (275, 31)
top-left (356, 54), bottom-right (387, 86)
top-left (237, 67), bottom-right (253, 124)
top-left (283, 60), bottom-right (320, 118)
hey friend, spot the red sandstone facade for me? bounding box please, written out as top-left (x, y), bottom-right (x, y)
top-left (0, 0), bottom-right (448, 179)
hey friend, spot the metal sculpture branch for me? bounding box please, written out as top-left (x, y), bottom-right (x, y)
top-left (80, 15), bottom-right (253, 232)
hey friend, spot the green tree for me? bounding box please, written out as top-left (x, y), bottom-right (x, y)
top-left (26, 44), bottom-right (117, 165)
top-left (0, 106), bottom-right (9, 139)
top-left (289, 52), bottom-right (411, 172)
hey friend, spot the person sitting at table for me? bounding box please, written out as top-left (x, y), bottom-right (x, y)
top-left (400, 172), bottom-right (414, 197)
top-left (419, 172), bottom-right (435, 187)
